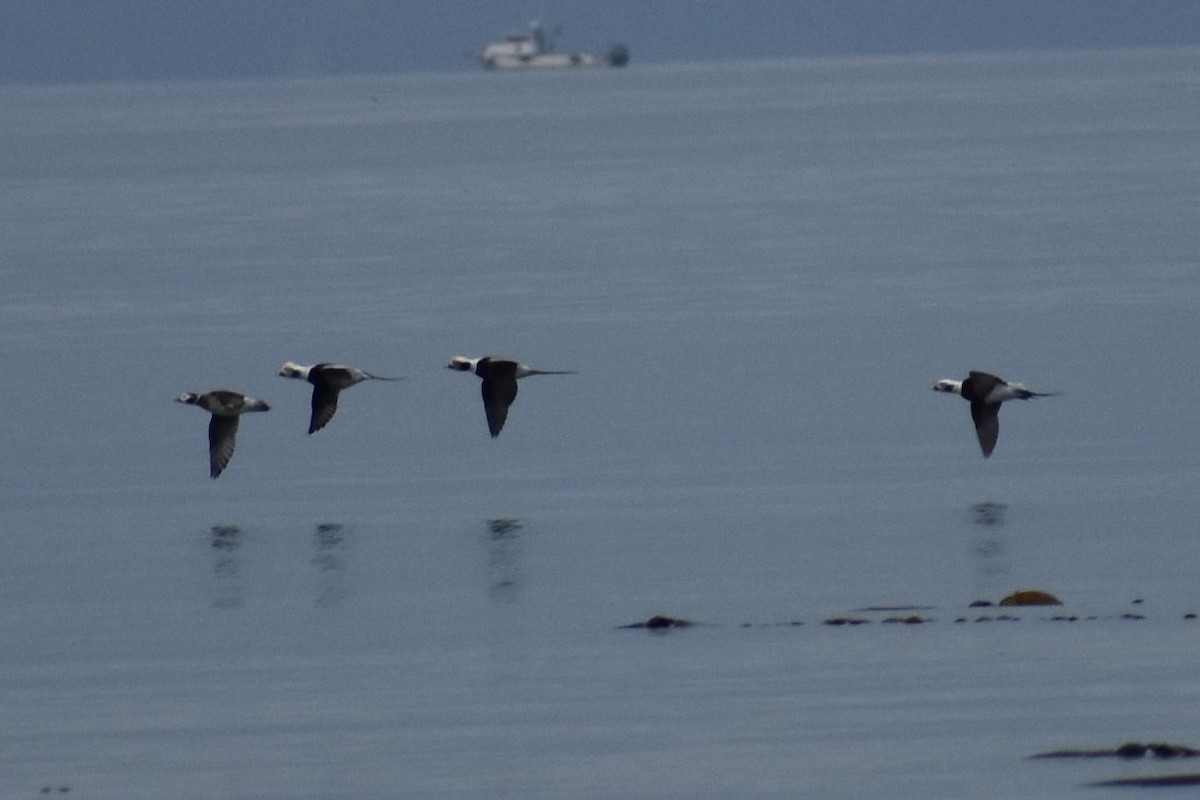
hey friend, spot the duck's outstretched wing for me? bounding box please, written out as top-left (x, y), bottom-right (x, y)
top-left (969, 402), bottom-right (1000, 458)
top-left (309, 385), bottom-right (341, 434)
top-left (208, 415), bottom-right (240, 478)
top-left (481, 372), bottom-right (518, 438)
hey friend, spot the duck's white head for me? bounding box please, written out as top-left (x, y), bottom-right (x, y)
top-left (932, 379), bottom-right (963, 395)
top-left (278, 361), bottom-right (311, 379)
top-left (446, 356), bottom-right (479, 373)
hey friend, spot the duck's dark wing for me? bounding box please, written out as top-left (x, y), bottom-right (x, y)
top-left (963, 372), bottom-right (1003, 403)
top-left (208, 415), bottom-right (241, 478)
top-left (313, 364), bottom-right (361, 391)
top-left (969, 402), bottom-right (1000, 458)
top-left (308, 384), bottom-right (341, 434)
top-left (207, 390), bottom-right (248, 414)
top-left (480, 374), bottom-right (518, 438)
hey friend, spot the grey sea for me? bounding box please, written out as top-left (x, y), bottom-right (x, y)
top-left (3, 45), bottom-right (1200, 798)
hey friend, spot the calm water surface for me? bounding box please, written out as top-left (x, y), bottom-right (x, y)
top-left (2, 46), bottom-right (1200, 798)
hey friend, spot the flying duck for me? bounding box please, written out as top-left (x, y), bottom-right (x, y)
top-left (277, 361), bottom-right (401, 434)
top-left (447, 355), bottom-right (574, 437)
top-left (175, 390), bottom-right (270, 478)
top-left (932, 371), bottom-right (1056, 457)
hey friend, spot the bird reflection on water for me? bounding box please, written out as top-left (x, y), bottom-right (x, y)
top-left (209, 524), bottom-right (245, 610)
top-left (204, 522), bottom-right (354, 610)
top-left (969, 502), bottom-right (1009, 599)
top-left (312, 522), bottom-right (351, 608)
top-left (484, 518), bottom-right (524, 604)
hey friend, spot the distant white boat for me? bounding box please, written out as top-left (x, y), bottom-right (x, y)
top-left (477, 22), bottom-right (629, 71)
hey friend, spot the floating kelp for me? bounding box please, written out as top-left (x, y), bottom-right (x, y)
top-left (619, 615), bottom-right (694, 630)
top-left (854, 605), bottom-right (936, 612)
top-left (1091, 774), bottom-right (1200, 787)
top-left (620, 601), bottom-right (1198, 630)
top-left (1032, 741), bottom-right (1198, 759)
top-left (998, 589), bottom-right (1062, 606)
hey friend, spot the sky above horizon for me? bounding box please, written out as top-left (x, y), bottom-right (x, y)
top-left (2, 0), bottom-right (1200, 84)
